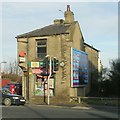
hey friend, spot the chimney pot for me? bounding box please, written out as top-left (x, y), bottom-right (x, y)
top-left (67, 5), bottom-right (70, 11)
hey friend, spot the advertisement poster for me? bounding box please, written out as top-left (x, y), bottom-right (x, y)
top-left (35, 77), bottom-right (54, 96)
top-left (71, 48), bottom-right (89, 87)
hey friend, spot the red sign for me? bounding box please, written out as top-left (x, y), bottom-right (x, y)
top-left (19, 51), bottom-right (26, 57)
top-left (32, 68), bottom-right (43, 74)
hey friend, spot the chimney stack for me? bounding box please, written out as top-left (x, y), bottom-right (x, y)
top-left (64, 5), bottom-right (74, 24)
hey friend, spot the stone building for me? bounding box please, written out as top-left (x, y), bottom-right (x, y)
top-left (16, 5), bottom-right (100, 104)
top-left (84, 43), bottom-right (100, 94)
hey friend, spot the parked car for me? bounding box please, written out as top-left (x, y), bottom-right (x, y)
top-left (3, 83), bottom-right (22, 95)
top-left (0, 88), bottom-right (26, 106)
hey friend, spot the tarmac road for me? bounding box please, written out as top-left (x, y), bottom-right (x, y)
top-left (1, 104), bottom-right (119, 119)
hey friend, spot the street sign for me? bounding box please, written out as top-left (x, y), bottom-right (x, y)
top-left (31, 62), bottom-right (40, 68)
top-left (19, 57), bottom-right (25, 62)
top-left (28, 61), bottom-right (44, 68)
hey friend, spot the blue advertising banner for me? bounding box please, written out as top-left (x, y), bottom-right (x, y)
top-left (71, 48), bottom-right (89, 87)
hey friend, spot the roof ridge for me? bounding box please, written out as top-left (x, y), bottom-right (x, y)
top-left (16, 22), bottom-right (73, 38)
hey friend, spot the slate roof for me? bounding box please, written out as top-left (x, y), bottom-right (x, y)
top-left (16, 23), bottom-right (72, 38)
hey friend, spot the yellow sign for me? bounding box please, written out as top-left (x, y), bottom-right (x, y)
top-left (31, 62), bottom-right (40, 68)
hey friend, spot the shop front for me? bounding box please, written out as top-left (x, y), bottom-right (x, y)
top-left (34, 74), bottom-right (55, 97)
top-left (28, 62), bottom-right (55, 98)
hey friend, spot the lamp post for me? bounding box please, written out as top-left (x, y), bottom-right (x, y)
top-left (0, 61), bottom-right (7, 87)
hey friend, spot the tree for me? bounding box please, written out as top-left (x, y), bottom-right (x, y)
top-left (97, 67), bottom-right (110, 97)
top-left (2, 60), bottom-right (22, 83)
top-left (108, 59), bottom-right (120, 97)
top-left (96, 59), bottom-right (120, 97)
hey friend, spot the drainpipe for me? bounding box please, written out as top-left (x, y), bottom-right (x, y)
top-left (26, 37), bottom-right (29, 101)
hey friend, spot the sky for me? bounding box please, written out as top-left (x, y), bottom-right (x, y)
top-left (0, 1), bottom-right (118, 69)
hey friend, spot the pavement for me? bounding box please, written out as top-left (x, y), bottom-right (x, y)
top-left (26, 102), bottom-right (119, 110)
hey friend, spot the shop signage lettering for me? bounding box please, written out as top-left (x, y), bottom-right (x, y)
top-left (31, 62), bottom-right (40, 68)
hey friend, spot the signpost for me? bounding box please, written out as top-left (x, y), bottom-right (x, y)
top-left (47, 56), bottom-right (51, 105)
top-left (46, 56), bottom-right (59, 105)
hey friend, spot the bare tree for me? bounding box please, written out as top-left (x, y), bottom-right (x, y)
top-left (2, 60), bottom-right (22, 83)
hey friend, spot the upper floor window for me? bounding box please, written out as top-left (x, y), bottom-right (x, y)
top-left (36, 39), bottom-right (47, 60)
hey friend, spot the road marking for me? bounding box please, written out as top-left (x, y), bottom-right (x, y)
top-left (72, 106), bottom-right (91, 110)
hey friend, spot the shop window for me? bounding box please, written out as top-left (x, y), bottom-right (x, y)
top-left (35, 75), bottom-right (45, 96)
top-left (34, 75), bottom-right (55, 96)
top-left (36, 39), bottom-right (47, 59)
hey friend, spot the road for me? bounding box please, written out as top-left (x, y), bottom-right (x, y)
top-left (1, 104), bottom-right (119, 119)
